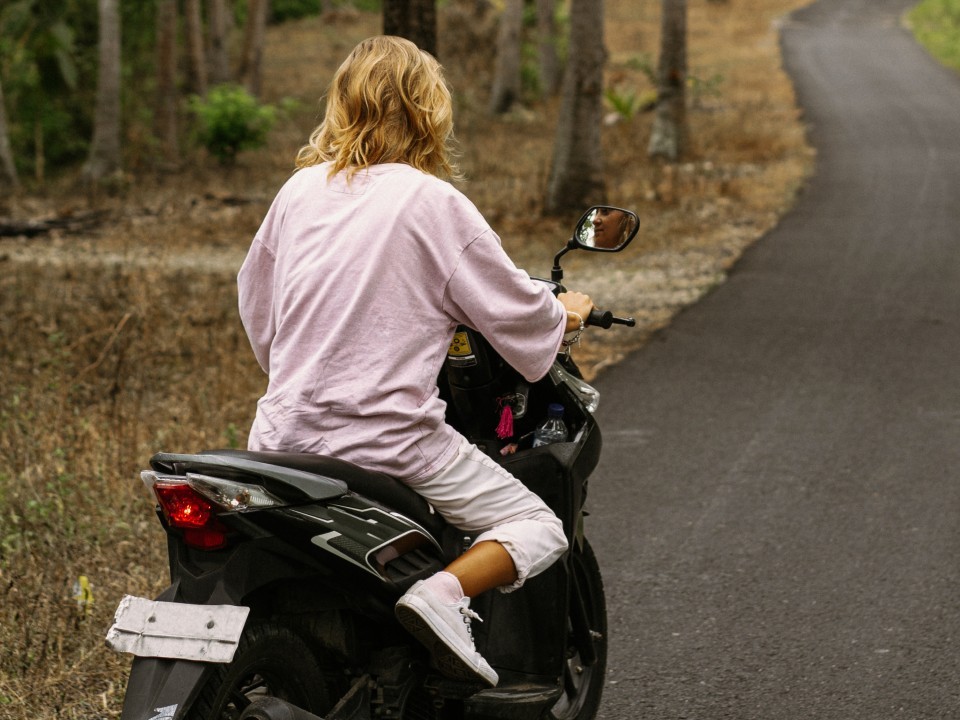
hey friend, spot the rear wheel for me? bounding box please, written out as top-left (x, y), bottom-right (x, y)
top-left (188, 622), bottom-right (332, 720)
top-left (547, 539), bottom-right (607, 720)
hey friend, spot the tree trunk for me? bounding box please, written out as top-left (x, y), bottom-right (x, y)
top-left (208, 0), bottom-right (232, 85)
top-left (0, 74), bottom-right (20, 192)
top-left (488, 0), bottom-right (523, 114)
top-left (184, 0), bottom-right (208, 96)
top-left (383, 0), bottom-right (437, 56)
top-left (647, 0), bottom-right (687, 160)
top-left (34, 118), bottom-right (44, 184)
top-left (83, 0), bottom-right (123, 183)
top-left (239, 0), bottom-right (269, 97)
top-left (536, 0), bottom-right (560, 97)
top-left (156, 0), bottom-right (179, 162)
top-left (544, 0), bottom-right (606, 215)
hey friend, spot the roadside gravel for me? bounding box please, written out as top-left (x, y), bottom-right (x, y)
top-left (0, 193), bottom-right (788, 381)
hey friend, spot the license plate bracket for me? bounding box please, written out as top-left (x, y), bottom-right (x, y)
top-left (106, 595), bottom-right (250, 664)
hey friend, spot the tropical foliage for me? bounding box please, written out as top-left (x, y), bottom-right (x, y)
top-left (0, 0), bottom-right (357, 184)
top-left (0, 0), bottom-right (92, 178)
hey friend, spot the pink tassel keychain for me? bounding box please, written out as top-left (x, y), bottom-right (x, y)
top-left (495, 401), bottom-right (514, 440)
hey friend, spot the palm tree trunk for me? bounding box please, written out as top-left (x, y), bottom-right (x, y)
top-left (648, 0), bottom-right (687, 160)
top-left (544, 0), bottom-right (606, 214)
top-left (83, 0), bottom-right (123, 182)
top-left (383, 0), bottom-right (437, 56)
top-left (208, 0), bottom-right (232, 85)
top-left (156, 0), bottom-right (179, 162)
top-left (185, 0), bottom-right (209, 96)
top-left (489, 0), bottom-right (523, 114)
top-left (239, 0), bottom-right (269, 97)
top-left (536, 0), bottom-right (560, 97)
top-left (0, 75), bottom-right (20, 192)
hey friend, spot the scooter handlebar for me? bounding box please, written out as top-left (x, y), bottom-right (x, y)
top-left (587, 309), bottom-right (636, 329)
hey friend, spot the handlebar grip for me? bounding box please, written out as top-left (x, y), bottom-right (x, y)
top-left (587, 309), bottom-right (636, 328)
top-left (587, 309), bottom-right (614, 328)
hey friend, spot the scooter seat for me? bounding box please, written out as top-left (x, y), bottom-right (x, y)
top-left (196, 449), bottom-right (445, 537)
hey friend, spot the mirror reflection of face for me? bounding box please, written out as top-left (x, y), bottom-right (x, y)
top-left (579, 210), bottom-right (599, 245)
top-left (591, 207), bottom-right (628, 249)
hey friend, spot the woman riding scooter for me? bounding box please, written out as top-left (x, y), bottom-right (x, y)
top-left (236, 35), bottom-right (595, 688)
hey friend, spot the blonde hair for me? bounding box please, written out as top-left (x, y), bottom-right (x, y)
top-left (296, 36), bottom-right (459, 179)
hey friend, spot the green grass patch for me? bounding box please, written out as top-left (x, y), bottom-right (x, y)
top-left (908, 0), bottom-right (960, 73)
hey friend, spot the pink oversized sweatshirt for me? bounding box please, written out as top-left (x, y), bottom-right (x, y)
top-left (237, 163), bottom-right (566, 481)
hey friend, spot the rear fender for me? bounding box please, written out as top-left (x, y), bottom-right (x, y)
top-left (119, 656), bottom-right (212, 720)
top-left (116, 583), bottom-right (214, 720)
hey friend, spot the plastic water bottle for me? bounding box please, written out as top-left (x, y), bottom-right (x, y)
top-left (532, 403), bottom-right (568, 447)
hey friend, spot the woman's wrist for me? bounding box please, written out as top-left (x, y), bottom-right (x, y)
top-left (562, 311), bottom-right (585, 346)
top-left (564, 311), bottom-right (584, 334)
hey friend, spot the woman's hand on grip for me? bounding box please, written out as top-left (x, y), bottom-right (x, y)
top-left (558, 291), bottom-right (594, 333)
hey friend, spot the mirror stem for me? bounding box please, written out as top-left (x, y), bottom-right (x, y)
top-left (552, 245), bottom-right (573, 282)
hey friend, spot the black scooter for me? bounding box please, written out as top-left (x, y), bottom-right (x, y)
top-left (108, 206), bottom-right (639, 720)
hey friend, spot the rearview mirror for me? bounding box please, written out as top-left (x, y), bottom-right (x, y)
top-left (574, 206), bottom-right (639, 252)
top-left (551, 205), bottom-right (640, 282)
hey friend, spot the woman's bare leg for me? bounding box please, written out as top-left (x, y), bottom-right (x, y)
top-left (443, 540), bottom-right (518, 597)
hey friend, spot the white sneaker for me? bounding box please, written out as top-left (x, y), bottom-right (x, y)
top-left (395, 581), bottom-right (499, 687)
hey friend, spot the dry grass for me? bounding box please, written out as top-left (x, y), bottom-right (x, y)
top-left (0, 1), bottom-right (812, 717)
top-left (0, 263), bottom-right (258, 717)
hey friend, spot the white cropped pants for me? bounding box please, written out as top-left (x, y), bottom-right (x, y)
top-left (403, 438), bottom-right (569, 591)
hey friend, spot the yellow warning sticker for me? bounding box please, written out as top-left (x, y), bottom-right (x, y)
top-left (448, 331), bottom-right (473, 357)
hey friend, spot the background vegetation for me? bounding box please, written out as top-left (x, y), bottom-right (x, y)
top-left (0, 0), bottom-right (156, 180)
top-left (1, 0), bottom-right (956, 718)
top-left (909, 0), bottom-right (960, 73)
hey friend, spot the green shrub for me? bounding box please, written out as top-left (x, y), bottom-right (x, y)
top-left (188, 84), bottom-right (277, 164)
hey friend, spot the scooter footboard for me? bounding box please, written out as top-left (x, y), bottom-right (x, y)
top-left (471, 560), bottom-right (568, 678)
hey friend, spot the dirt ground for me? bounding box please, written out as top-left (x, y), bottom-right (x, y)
top-left (0, 0), bottom-right (812, 380)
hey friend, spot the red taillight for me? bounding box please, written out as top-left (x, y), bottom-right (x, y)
top-left (182, 527), bottom-right (229, 551)
top-left (155, 482), bottom-right (212, 527)
top-left (153, 481), bottom-right (229, 550)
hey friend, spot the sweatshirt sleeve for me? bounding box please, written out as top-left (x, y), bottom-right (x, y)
top-left (237, 208), bottom-right (281, 375)
top-left (443, 230), bottom-right (566, 382)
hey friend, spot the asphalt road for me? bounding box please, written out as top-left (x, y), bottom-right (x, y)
top-left (591, 1), bottom-right (960, 717)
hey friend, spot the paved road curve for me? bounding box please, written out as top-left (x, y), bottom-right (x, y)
top-left (592, 1), bottom-right (960, 717)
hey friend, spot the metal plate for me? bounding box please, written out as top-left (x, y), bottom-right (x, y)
top-left (105, 595), bottom-right (249, 663)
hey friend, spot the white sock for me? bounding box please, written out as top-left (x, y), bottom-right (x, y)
top-left (423, 571), bottom-right (465, 604)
